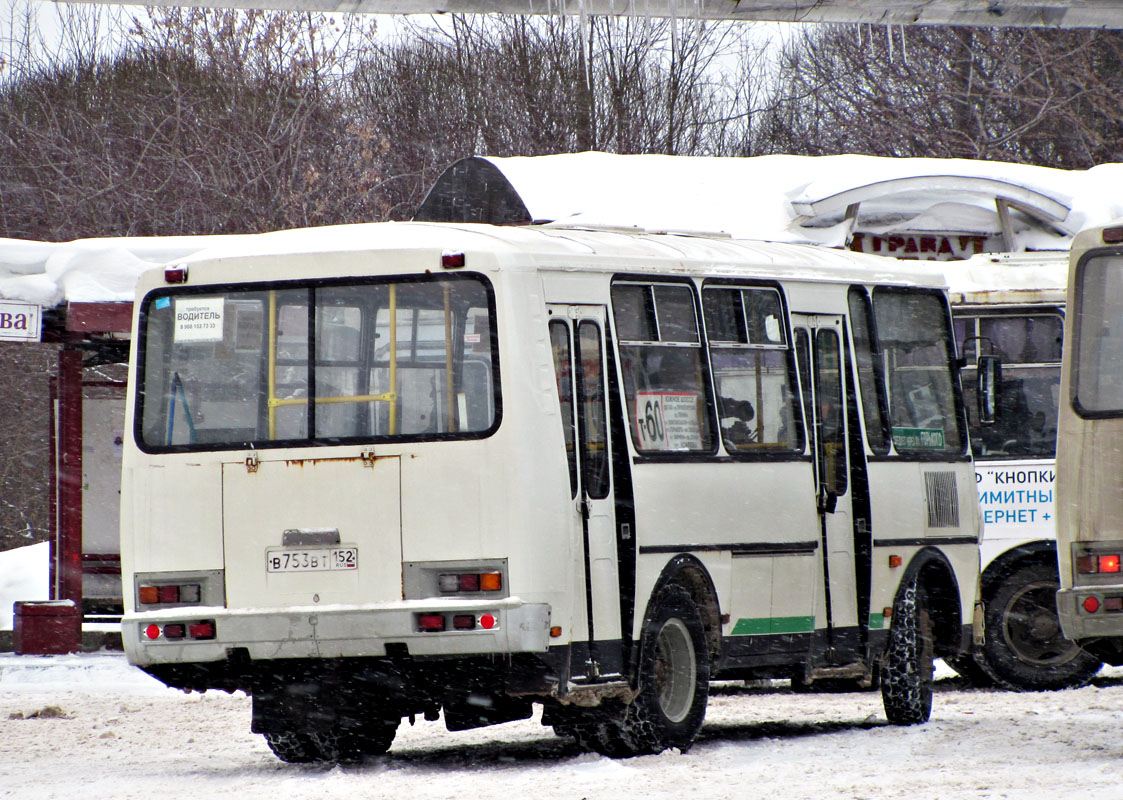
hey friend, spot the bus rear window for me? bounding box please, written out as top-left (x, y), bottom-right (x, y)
top-left (137, 274), bottom-right (498, 450)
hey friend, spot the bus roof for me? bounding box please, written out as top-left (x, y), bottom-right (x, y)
top-left (942, 251), bottom-right (1067, 307)
top-left (168, 220), bottom-right (952, 290)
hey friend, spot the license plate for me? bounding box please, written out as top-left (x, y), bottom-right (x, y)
top-left (266, 547), bottom-right (358, 573)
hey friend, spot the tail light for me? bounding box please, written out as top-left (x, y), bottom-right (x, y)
top-left (142, 619), bottom-right (216, 641)
top-left (1076, 554), bottom-right (1121, 574)
top-left (437, 572), bottom-right (502, 594)
top-left (138, 582), bottom-right (202, 607)
top-left (417, 612), bottom-right (500, 632)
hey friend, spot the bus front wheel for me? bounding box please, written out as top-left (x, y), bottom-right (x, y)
top-left (881, 577), bottom-right (934, 726)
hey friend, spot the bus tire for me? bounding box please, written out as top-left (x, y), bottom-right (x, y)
top-left (345, 719), bottom-right (399, 757)
top-left (576, 584), bottom-right (710, 757)
top-left (263, 731), bottom-right (342, 763)
top-left (263, 720), bottom-right (397, 763)
top-left (942, 653), bottom-right (995, 687)
top-left (979, 561), bottom-right (1102, 691)
top-left (880, 578), bottom-right (934, 726)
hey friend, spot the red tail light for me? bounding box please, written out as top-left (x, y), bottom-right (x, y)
top-left (163, 624), bottom-right (186, 639)
top-left (189, 621), bottom-right (215, 639)
top-left (418, 613), bottom-right (446, 632)
top-left (158, 585), bottom-right (180, 604)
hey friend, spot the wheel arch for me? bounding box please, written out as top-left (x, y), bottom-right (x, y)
top-left (980, 540), bottom-right (1058, 601)
top-left (899, 547), bottom-right (964, 657)
top-left (643, 554), bottom-right (723, 667)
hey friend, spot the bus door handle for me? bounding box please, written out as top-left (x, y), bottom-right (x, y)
top-left (818, 486), bottom-right (838, 515)
top-left (577, 498), bottom-right (590, 521)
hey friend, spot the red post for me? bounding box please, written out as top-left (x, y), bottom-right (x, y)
top-left (56, 347), bottom-right (84, 619)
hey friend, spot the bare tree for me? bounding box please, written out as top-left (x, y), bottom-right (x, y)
top-left (0, 7), bottom-right (385, 240)
top-left (762, 24), bottom-right (1123, 168)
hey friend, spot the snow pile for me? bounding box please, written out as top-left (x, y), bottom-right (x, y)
top-left (484, 152), bottom-right (1123, 246)
top-left (0, 542), bottom-right (49, 631)
top-left (0, 235), bottom-right (246, 307)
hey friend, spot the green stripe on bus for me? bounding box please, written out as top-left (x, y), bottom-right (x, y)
top-left (869, 613), bottom-right (887, 629)
top-left (731, 616), bottom-right (816, 636)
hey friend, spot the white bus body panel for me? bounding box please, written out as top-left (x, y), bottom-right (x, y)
top-left (120, 221), bottom-right (978, 677)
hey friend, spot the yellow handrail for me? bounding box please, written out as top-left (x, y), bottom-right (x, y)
top-left (266, 284), bottom-right (401, 438)
top-left (268, 290), bottom-right (278, 438)
top-left (388, 283), bottom-right (397, 435)
top-left (444, 283), bottom-right (456, 433)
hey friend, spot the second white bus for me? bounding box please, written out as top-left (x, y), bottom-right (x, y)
top-left (118, 222), bottom-right (980, 761)
top-left (948, 252), bottom-right (1100, 690)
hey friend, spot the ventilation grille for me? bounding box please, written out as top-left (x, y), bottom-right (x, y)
top-left (925, 471), bottom-right (960, 529)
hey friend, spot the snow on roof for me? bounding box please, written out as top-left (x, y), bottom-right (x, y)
top-left (4, 153), bottom-right (1123, 308)
top-left (0, 235), bottom-right (251, 307)
top-left (480, 153), bottom-right (1123, 248)
top-left (942, 251), bottom-right (1069, 305)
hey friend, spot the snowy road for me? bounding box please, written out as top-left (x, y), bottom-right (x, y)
top-left (1, 652), bottom-right (1120, 800)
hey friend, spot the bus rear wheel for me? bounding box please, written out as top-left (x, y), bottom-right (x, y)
top-left (979, 561), bottom-right (1101, 691)
top-left (881, 578), bottom-right (934, 726)
top-left (573, 584), bottom-right (710, 757)
top-left (263, 719), bottom-right (398, 764)
top-left (264, 731), bottom-right (342, 764)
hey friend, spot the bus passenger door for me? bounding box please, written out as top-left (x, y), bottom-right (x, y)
top-left (793, 315), bottom-right (863, 666)
top-left (548, 305), bottom-right (623, 680)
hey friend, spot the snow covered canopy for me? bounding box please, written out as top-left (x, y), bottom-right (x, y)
top-left (5, 152), bottom-right (1123, 313)
top-left (415, 152), bottom-right (1123, 257)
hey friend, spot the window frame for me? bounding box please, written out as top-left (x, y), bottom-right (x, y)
top-left (700, 279), bottom-right (806, 458)
top-left (610, 276), bottom-right (718, 459)
top-left (1071, 249), bottom-right (1123, 419)
top-left (869, 285), bottom-right (969, 461)
top-left (134, 271), bottom-right (502, 454)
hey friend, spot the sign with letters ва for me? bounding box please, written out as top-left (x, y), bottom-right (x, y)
top-left (0, 299), bottom-right (42, 342)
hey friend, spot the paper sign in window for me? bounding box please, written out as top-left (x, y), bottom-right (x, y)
top-left (635, 392), bottom-right (702, 450)
top-left (174, 297), bottom-right (225, 342)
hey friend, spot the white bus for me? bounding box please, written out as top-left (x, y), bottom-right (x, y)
top-left (1055, 220), bottom-right (1123, 665)
top-left (947, 252), bottom-right (1101, 690)
top-left (119, 221), bottom-right (980, 762)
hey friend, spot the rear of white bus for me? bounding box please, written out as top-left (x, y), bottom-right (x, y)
top-left (118, 240), bottom-right (574, 759)
top-left (1056, 221), bottom-right (1123, 665)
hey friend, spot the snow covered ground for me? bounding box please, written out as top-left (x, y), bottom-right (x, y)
top-left (1, 651), bottom-right (1121, 800)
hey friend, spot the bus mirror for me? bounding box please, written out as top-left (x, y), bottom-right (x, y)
top-left (977, 355), bottom-right (1002, 425)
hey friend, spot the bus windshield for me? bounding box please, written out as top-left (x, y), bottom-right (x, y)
top-left (136, 274), bottom-right (497, 451)
top-left (956, 312), bottom-right (1062, 458)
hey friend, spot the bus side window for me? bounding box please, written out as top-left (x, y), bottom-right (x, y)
top-left (847, 287), bottom-right (890, 455)
top-left (873, 289), bottom-right (965, 455)
top-left (702, 285), bottom-right (802, 453)
top-left (612, 282), bottom-right (715, 454)
top-left (549, 320), bottom-right (579, 497)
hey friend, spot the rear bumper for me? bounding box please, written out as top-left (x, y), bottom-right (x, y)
top-left (123, 597), bottom-right (552, 666)
top-left (1057, 585), bottom-right (1123, 640)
